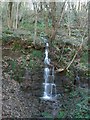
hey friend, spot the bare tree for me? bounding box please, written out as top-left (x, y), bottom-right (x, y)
top-left (7, 1), bottom-right (13, 29)
top-left (15, 2), bottom-right (21, 29)
top-left (49, 1), bottom-right (56, 43)
top-left (67, 2), bottom-right (71, 37)
top-left (33, 1), bottom-right (38, 45)
top-left (15, 2), bottom-right (19, 29)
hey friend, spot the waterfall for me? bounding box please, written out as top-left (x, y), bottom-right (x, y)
top-left (40, 41), bottom-right (57, 101)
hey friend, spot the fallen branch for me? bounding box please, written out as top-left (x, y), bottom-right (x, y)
top-left (56, 30), bottom-right (86, 73)
top-left (56, 7), bottom-right (87, 73)
top-left (56, 47), bottom-right (82, 73)
top-left (66, 42), bottom-right (83, 70)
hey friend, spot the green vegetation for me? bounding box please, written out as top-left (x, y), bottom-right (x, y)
top-left (1, 1), bottom-right (89, 119)
top-left (41, 88), bottom-right (89, 119)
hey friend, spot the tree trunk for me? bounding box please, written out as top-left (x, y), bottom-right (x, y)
top-left (44, 2), bottom-right (49, 37)
top-left (12, 2), bottom-right (21, 29)
top-left (40, 2), bottom-right (43, 11)
top-left (58, 1), bottom-right (67, 26)
top-left (33, 2), bottom-right (38, 45)
top-left (67, 2), bottom-right (71, 37)
top-left (49, 1), bottom-right (56, 43)
top-left (15, 2), bottom-right (19, 29)
top-left (7, 1), bottom-right (13, 29)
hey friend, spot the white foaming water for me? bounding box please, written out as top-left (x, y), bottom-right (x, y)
top-left (44, 49), bottom-right (50, 65)
top-left (46, 43), bottom-right (49, 47)
top-left (44, 67), bottom-right (50, 83)
top-left (41, 42), bottom-right (57, 101)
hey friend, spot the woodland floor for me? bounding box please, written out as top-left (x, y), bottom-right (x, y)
top-left (2, 34), bottom-right (90, 119)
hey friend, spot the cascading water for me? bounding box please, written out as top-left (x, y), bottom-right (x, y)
top-left (40, 40), bottom-right (57, 101)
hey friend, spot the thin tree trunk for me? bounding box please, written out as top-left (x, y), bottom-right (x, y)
top-left (15, 2), bottom-right (19, 29)
top-left (49, 1), bottom-right (56, 43)
top-left (58, 0), bottom-right (67, 26)
top-left (44, 2), bottom-right (49, 37)
top-left (17, 2), bottom-right (21, 28)
top-left (12, 2), bottom-right (21, 29)
top-left (7, 1), bottom-right (13, 29)
top-left (40, 2), bottom-right (43, 11)
top-left (67, 2), bottom-right (71, 37)
top-left (45, 12), bottom-right (48, 36)
top-left (33, 2), bottom-right (38, 45)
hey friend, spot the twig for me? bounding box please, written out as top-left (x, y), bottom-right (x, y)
top-left (66, 47), bottom-right (81, 70)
